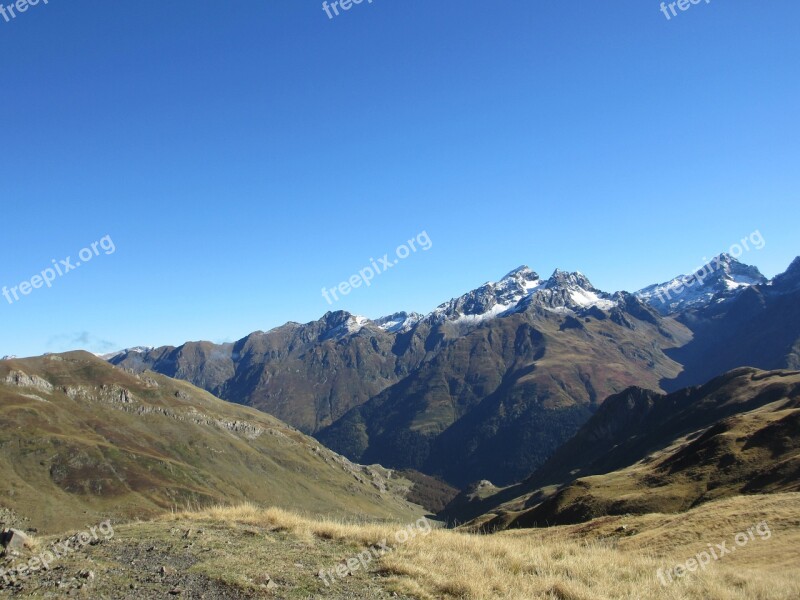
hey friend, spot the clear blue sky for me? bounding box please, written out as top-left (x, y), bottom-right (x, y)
top-left (1, 0), bottom-right (798, 358)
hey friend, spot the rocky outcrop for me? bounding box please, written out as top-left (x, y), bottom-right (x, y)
top-left (4, 371), bottom-right (53, 393)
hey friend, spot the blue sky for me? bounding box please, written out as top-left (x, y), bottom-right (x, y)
top-left (1, 0), bottom-right (798, 358)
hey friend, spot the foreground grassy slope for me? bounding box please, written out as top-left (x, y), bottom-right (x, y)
top-left (1, 493), bottom-right (797, 599)
top-left (0, 352), bottom-right (422, 533)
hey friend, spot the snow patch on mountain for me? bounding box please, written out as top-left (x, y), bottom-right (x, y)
top-left (375, 312), bottom-right (423, 333)
top-left (568, 288), bottom-right (616, 310)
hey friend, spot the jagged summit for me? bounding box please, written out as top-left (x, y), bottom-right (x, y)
top-left (545, 269), bottom-right (594, 290)
top-left (636, 253), bottom-right (767, 315)
top-left (427, 265), bottom-right (616, 325)
top-left (108, 255), bottom-right (793, 365)
top-left (304, 263), bottom-right (624, 334)
top-left (501, 265), bottom-right (539, 281)
top-left (528, 269), bottom-right (615, 312)
top-left (714, 252), bottom-right (766, 282)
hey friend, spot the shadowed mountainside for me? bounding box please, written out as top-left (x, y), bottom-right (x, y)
top-left (449, 368), bottom-right (800, 530)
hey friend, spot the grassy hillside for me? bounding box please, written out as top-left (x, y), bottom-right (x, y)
top-left (0, 352), bottom-right (422, 534)
top-left (459, 368), bottom-right (800, 530)
top-left (1, 493), bottom-right (797, 598)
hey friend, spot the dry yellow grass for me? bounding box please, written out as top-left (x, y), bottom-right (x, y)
top-left (167, 492), bottom-right (800, 599)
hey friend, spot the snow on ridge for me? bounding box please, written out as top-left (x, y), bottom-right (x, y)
top-left (100, 346), bottom-right (154, 360)
top-left (450, 301), bottom-right (517, 325)
top-left (375, 312), bottom-right (423, 333)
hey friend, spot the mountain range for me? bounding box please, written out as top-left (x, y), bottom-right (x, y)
top-left (109, 255), bottom-right (800, 487)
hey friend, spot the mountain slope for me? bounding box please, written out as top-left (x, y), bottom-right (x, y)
top-left (458, 368), bottom-right (800, 530)
top-left (318, 293), bottom-right (687, 487)
top-left (0, 352), bottom-right (421, 533)
top-left (110, 313), bottom-right (423, 434)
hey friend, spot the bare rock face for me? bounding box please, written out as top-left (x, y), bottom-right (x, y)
top-left (0, 528), bottom-right (30, 554)
top-left (4, 370), bottom-right (53, 393)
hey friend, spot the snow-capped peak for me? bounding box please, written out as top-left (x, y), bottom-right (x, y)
top-left (427, 266), bottom-right (543, 325)
top-left (501, 265), bottom-right (539, 281)
top-left (636, 253), bottom-right (767, 315)
top-left (495, 265), bottom-right (544, 302)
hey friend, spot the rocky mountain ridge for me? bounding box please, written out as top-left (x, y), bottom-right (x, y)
top-left (106, 255), bottom-right (799, 486)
